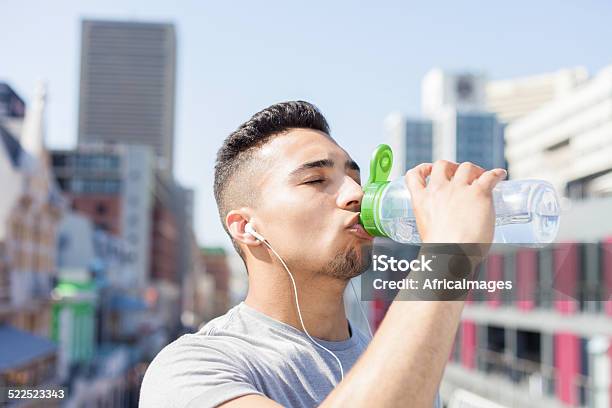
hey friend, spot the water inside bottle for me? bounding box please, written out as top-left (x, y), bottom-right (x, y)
top-left (379, 217), bottom-right (419, 244)
top-left (494, 187), bottom-right (560, 245)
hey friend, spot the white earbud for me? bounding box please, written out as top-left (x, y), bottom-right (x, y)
top-left (245, 223), bottom-right (265, 242)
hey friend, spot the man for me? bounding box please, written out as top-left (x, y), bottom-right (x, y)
top-left (139, 101), bottom-right (506, 408)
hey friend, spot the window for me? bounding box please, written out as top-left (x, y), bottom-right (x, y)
top-left (96, 202), bottom-right (107, 215)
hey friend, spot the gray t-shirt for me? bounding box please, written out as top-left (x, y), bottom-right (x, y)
top-left (139, 302), bottom-right (441, 408)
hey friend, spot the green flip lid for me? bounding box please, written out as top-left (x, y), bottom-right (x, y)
top-left (359, 144), bottom-right (393, 237)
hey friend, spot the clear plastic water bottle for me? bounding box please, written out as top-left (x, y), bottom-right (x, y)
top-left (360, 145), bottom-right (560, 245)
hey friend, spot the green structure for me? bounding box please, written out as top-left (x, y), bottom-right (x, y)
top-left (50, 277), bottom-right (97, 371)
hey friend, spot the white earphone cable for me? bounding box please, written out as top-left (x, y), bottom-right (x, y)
top-left (262, 239), bottom-right (345, 382)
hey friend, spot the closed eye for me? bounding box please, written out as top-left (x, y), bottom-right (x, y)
top-left (303, 179), bottom-right (325, 185)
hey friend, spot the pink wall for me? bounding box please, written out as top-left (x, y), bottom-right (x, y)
top-left (461, 320), bottom-right (477, 370)
top-left (517, 249), bottom-right (537, 311)
top-left (554, 333), bottom-right (580, 406)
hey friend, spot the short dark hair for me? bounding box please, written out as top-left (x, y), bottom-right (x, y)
top-left (214, 101), bottom-right (331, 259)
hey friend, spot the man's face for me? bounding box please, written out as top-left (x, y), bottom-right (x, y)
top-left (250, 129), bottom-right (373, 280)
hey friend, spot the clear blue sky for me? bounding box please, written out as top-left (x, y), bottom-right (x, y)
top-left (2, 0), bottom-right (611, 249)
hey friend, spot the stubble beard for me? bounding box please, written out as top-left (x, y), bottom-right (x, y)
top-left (322, 243), bottom-right (373, 280)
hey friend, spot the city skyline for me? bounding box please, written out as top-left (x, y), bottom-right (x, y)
top-left (2, 1), bottom-right (612, 250)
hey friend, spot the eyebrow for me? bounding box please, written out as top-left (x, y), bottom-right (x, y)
top-left (289, 158), bottom-right (360, 177)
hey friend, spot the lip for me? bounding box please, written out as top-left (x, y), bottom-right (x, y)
top-left (347, 222), bottom-right (374, 241)
top-left (346, 213), bottom-right (362, 228)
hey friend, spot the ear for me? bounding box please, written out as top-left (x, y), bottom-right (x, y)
top-left (226, 209), bottom-right (262, 247)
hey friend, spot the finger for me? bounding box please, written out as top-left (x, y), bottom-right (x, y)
top-left (430, 160), bottom-right (459, 187)
top-left (474, 168), bottom-right (507, 192)
top-left (405, 163), bottom-right (433, 199)
top-left (454, 161), bottom-right (486, 185)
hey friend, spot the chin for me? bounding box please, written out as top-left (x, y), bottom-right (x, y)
top-left (323, 243), bottom-right (373, 280)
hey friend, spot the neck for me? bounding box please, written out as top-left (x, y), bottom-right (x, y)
top-left (244, 259), bottom-right (350, 342)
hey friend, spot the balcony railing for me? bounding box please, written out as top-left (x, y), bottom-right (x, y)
top-left (471, 349), bottom-right (604, 407)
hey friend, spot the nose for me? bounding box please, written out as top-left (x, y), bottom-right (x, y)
top-left (337, 175), bottom-right (364, 211)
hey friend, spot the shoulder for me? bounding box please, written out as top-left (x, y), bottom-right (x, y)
top-left (139, 308), bottom-right (261, 408)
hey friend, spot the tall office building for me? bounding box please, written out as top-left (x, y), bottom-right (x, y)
top-left (422, 68), bottom-right (488, 117)
top-left (388, 69), bottom-right (505, 176)
top-left (384, 113), bottom-right (433, 179)
top-left (78, 20), bottom-right (176, 175)
top-left (423, 69), bottom-right (505, 171)
top-left (433, 108), bottom-right (505, 171)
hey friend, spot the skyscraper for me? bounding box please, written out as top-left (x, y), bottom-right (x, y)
top-left (433, 108), bottom-right (505, 172)
top-left (387, 69), bottom-right (505, 176)
top-left (422, 69), bottom-right (505, 171)
top-left (384, 113), bottom-right (433, 179)
top-left (421, 68), bottom-right (487, 117)
top-left (78, 19), bottom-right (176, 175)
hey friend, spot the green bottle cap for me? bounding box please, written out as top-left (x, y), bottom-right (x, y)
top-left (360, 144), bottom-right (393, 237)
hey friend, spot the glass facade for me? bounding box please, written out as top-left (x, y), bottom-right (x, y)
top-left (51, 151), bottom-right (122, 194)
top-left (71, 154), bottom-right (120, 171)
top-left (455, 113), bottom-right (505, 171)
top-left (404, 119), bottom-right (433, 170)
top-left (69, 179), bottom-right (121, 194)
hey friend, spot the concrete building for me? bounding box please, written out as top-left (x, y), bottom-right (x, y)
top-left (226, 251), bottom-right (248, 308)
top-left (53, 211), bottom-right (138, 380)
top-left (504, 65), bottom-right (612, 199)
top-left (55, 210), bottom-right (134, 287)
top-left (1, 83), bottom-right (65, 333)
top-left (201, 247), bottom-right (231, 317)
top-left (150, 172), bottom-right (179, 284)
top-left (422, 69), bottom-right (488, 117)
top-left (440, 195), bottom-right (612, 408)
top-left (0, 83), bottom-right (62, 390)
top-left (181, 231), bottom-right (215, 328)
top-left (486, 67), bottom-right (589, 124)
top-left (171, 185), bottom-right (194, 327)
top-left (366, 197), bottom-right (612, 408)
top-left (51, 144), bottom-right (155, 289)
top-left (0, 128), bottom-right (22, 308)
top-left (77, 19), bottom-right (177, 175)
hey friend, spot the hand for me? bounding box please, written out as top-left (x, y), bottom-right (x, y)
top-left (404, 160), bottom-right (507, 244)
